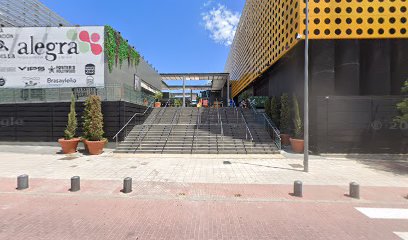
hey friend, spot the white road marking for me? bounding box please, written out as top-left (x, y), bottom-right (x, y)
top-left (355, 208), bottom-right (408, 220)
top-left (394, 232), bottom-right (408, 240)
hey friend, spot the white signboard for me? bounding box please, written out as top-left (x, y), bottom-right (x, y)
top-left (0, 26), bottom-right (104, 88)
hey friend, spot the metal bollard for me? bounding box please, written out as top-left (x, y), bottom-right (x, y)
top-left (17, 174), bottom-right (29, 190)
top-left (293, 180), bottom-right (303, 197)
top-left (349, 182), bottom-right (360, 199)
top-left (122, 177), bottom-right (132, 194)
top-left (70, 176), bottom-right (80, 192)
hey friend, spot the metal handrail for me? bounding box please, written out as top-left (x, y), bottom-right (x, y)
top-left (262, 113), bottom-right (282, 150)
top-left (231, 100), bottom-right (239, 124)
top-left (219, 109), bottom-right (224, 151)
top-left (192, 108), bottom-right (200, 153)
top-left (113, 101), bottom-right (154, 147)
top-left (240, 110), bottom-right (254, 152)
top-left (162, 107), bottom-right (181, 153)
top-left (248, 100), bottom-right (282, 150)
top-left (137, 99), bottom-right (171, 150)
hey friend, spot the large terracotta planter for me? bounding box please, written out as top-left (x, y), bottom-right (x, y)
top-left (58, 138), bottom-right (80, 154)
top-left (83, 139), bottom-right (106, 155)
top-left (154, 102), bottom-right (161, 108)
top-left (290, 138), bottom-right (304, 153)
top-left (280, 134), bottom-right (291, 146)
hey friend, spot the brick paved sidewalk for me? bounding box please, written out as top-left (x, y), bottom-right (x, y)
top-left (0, 144), bottom-right (406, 187)
top-left (0, 181), bottom-right (407, 240)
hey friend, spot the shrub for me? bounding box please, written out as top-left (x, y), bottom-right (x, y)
top-left (83, 95), bottom-right (104, 141)
top-left (264, 97), bottom-right (271, 117)
top-left (270, 96), bottom-right (281, 128)
top-left (292, 95), bottom-right (303, 139)
top-left (154, 92), bottom-right (163, 102)
top-left (394, 80), bottom-right (408, 124)
top-left (280, 93), bottom-right (291, 134)
top-left (64, 94), bottom-right (77, 140)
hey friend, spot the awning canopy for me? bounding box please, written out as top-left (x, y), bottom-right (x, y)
top-left (160, 73), bottom-right (229, 91)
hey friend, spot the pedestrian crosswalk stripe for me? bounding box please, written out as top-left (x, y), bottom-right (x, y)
top-left (355, 208), bottom-right (408, 220)
top-left (394, 232), bottom-right (408, 240)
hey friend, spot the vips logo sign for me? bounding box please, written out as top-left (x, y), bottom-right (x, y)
top-left (0, 26), bottom-right (104, 88)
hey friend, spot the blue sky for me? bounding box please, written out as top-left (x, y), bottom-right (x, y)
top-left (40, 0), bottom-right (245, 73)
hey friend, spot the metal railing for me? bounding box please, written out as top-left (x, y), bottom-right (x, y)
top-left (113, 101), bottom-right (154, 147)
top-left (138, 99), bottom-right (171, 150)
top-left (162, 107), bottom-right (182, 153)
top-left (0, 83), bottom-right (155, 106)
top-left (248, 101), bottom-right (282, 150)
top-left (240, 110), bottom-right (254, 152)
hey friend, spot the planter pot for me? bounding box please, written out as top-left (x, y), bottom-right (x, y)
top-left (154, 102), bottom-right (161, 108)
top-left (83, 139), bottom-right (106, 155)
top-left (290, 138), bottom-right (304, 153)
top-left (280, 134), bottom-right (291, 146)
top-left (58, 138), bottom-right (80, 154)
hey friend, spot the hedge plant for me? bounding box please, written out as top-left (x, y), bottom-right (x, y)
top-left (64, 94), bottom-right (77, 140)
top-left (270, 96), bottom-right (280, 128)
top-left (83, 95), bottom-right (104, 141)
top-left (292, 95), bottom-right (303, 139)
top-left (280, 93), bottom-right (291, 134)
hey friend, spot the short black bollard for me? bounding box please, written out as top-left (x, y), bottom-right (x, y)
top-left (122, 177), bottom-right (132, 194)
top-left (70, 176), bottom-right (80, 192)
top-left (17, 174), bottom-right (29, 190)
top-left (349, 182), bottom-right (360, 199)
top-left (293, 180), bottom-right (303, 197)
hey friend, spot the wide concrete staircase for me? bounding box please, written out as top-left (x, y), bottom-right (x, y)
top-left (115, 107), bottom-right (280, 154)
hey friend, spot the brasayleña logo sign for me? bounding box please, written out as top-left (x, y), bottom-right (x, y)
top-left (0, 26), bottom-right (104, 89)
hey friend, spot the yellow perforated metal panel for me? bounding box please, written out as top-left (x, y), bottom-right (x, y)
top-left (300, 0), bottom-right (408, 39)
top-left (227, 0), bottom-right (408, 98)
top-left (227, 0), bottom-right (300, 97)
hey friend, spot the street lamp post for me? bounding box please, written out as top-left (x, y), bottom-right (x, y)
top-left (304, 0), bottom-right (310, 172)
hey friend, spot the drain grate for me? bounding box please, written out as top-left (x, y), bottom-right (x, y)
top-left (289, 164), bottom-right (303, 169)
top-left (223, 161), bottom-right (232, 165)
top-left (59, 156), bottom-right (78, 161)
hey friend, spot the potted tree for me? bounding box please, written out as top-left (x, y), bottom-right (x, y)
top-left (58, 94), bottom-right (80, 154)
top-left (279, 93), bottom-right (291, 145)
top-left (290, 95), bottom-right (304, 153)
top-left (154, 92), bottom-right (163, 108)
top-left (82, 95), bottom-right (106, 155)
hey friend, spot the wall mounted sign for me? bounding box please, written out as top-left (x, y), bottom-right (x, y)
top-left (0, 26), bottom-right (105, 88)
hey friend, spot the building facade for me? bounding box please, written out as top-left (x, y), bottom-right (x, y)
top-left (226, 0), bottom-right (408, 153)
top-left (0, 0), bottom-right (70, 27)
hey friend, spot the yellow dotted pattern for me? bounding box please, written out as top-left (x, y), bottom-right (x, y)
top-left (300, 0), bottom-right (408, 39)
top-left (228, 0), bottom-right (408, 98)
top-left (227, 0), bottom-right (300, 98)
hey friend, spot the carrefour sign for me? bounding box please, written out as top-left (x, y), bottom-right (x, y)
top-left (0, 26), bottom-right (104, 88)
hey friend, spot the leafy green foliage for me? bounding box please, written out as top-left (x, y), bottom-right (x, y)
top-left (64, 94), bottom-right (77, 140)
top-left (394, 80), bottom-right (408, 124)
top-left (154, 92), bottom-right (163, 102)
top-left (174, 99), bottom-right (182, 107)
top-left (105, 25), bottom-right (140, 72)
top-left (249, 96), bottom-right (269, 108)
top-left (292, 95), bottom-right (303, 139)
top-left (264, 98), bottom-right (271, 117)
top-left (83, 95), bottom-right (104, 141)
top-left (270, 96), bottom-right (281, 128)
top-left (280, 93), bottom-right (291, 134)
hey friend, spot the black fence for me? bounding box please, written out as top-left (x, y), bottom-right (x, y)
top-left (0, 101), bottom-right (147, 142)
top-left (313, 96), bottom-right (408, 153)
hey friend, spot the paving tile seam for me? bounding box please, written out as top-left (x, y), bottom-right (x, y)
top-left (0, 192), bottom-right (407, 205)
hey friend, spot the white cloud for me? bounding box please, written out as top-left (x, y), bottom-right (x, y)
top-left (202, 4), bottom-right (241, 46)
